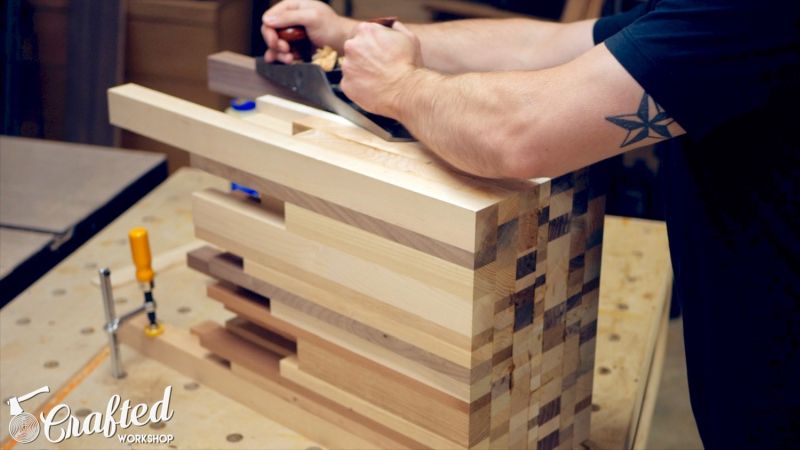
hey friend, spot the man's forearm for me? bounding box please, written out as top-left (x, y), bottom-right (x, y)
top-left (392, 68), bottom-right (546, 178)
top-left (406, 18), bottom-right (596, 73)
top-left (386, 44), bottom-right (685, 181)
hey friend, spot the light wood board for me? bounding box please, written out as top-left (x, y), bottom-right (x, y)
top-left (108, 83), bottom-right (534, 254)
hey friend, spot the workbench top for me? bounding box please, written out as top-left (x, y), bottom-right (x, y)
top-left (0, 136), bottom-right (167, 304)
top-left (0, 168), bottom-right (671, 450)
top-left (0, 137), bottom-right (164, 235)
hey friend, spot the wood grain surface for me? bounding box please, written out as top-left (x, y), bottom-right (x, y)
top-left (106, 77), bottom-right (617, 449)
top-left (108, 84), bottom-right (528, 253)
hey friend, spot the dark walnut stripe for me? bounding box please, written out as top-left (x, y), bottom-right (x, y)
top-left (538, 429), bottom-right (560, 450)
top-left (538, 205), bottom-right (550, 226)
top-left (579, 319), bottom-right (598, 345)
top-left (516, 251), bottom-right (538, 279)
top-left (547, 214), bottom-right (571, 242)
top-left (571, 189), bottom-right (589, 215)
top-left (574, 395), bottom-right (593, 413)
top-left (538, 397), bottom-right (562, 426)
top-left (550, 173), bottom-right (575, 196)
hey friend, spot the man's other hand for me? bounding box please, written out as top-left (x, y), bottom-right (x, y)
top-left (262, 0), bottom-right (356, 64)
top-left (341, 21), bottom-right (424, 117)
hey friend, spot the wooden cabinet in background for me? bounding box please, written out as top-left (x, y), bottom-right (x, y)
top-left (123, 0), bottom-right (252, 172)
top-left (26, 0), bottom-right (252, 172)
top-left (29, 0), bottom-right (70, 140)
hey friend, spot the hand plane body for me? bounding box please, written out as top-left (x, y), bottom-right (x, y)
top-left (257, 19), bottom-right (413, 141)
top-left (256, 59), bottom-right (413, 141)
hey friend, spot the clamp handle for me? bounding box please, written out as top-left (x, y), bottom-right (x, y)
top-left (277, 26), bottom-right (313, 62)
top-left (128, 227), bottom-right (154, 284)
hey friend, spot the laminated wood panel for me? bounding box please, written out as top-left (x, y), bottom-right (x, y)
top-left (109, 84), bottom-right (515, 254)
top-left (279, 356), bottom-right (464, 450)
top-left (264, 275), bottom-right (473, 401)
top-left (188, 246), bottom-right (471, 366)
top-left (191, 188), bottom-right (475, 337)
top-left (110, 77), bottom-right (607, 448)
top-left (245, 257), bottom-right (473, 366)
top-left (198, 280), bottom-right (472, 447)
top-left (186, 172), bottom-right (603, 448)
top-left (190, 154), bottom-right (479, 268)
top-left (249, 260), bottom-right (473, 382)
top-left (296, 339), bottom-right (476, 447)
top-left (185, 169), bottom-right (606, 449)
top-left (284, 203), bottom-right (487, 301)
top-left (205, 282), bottom-right (299, 341)
top-left (117, 316), bottom-right (373, 450)
top-left (225, 316), bottom-right (296, 357)
top-left (191, 321), bottom-right (419, 450)
top-left (198, 254), bottom-right (472, 401)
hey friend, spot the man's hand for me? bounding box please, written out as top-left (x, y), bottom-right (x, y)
top-left (341, 22), bottom-right (424, 117)
top-left (262, 0), bottom-right (356, 63)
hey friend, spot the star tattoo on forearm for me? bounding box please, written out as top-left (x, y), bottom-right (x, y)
top-left (606, 92), bottom-right (675, 147)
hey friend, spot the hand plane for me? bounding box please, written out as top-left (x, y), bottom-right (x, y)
top-left (256, 19), bottom-right (414, 142)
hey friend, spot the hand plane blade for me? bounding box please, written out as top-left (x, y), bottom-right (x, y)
top-left (255, 58), bottom-right (414, 142)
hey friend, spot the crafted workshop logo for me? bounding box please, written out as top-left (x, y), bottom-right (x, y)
top-left (6, 386), bottom-right (49, 443)
top-left (6, 385), bottom-right (175, 444)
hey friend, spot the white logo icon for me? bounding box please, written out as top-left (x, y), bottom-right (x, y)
top-left (6, 386), bottom-right (50, 443)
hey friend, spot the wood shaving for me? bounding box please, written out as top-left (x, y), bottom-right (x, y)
top-left (312, 46), bottom-right (338, 72)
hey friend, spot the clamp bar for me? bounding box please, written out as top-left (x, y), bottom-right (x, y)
top-left (99, 268), bottom-right (126, 379)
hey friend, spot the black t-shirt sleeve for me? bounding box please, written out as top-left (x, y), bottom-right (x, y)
top-left (592, 3), bottom-right (648, 45)
top-left (591, 0), bottom-right (799, 137)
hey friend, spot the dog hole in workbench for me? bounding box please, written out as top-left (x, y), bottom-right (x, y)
top-left (44, 360), bottom-right (59, 369)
